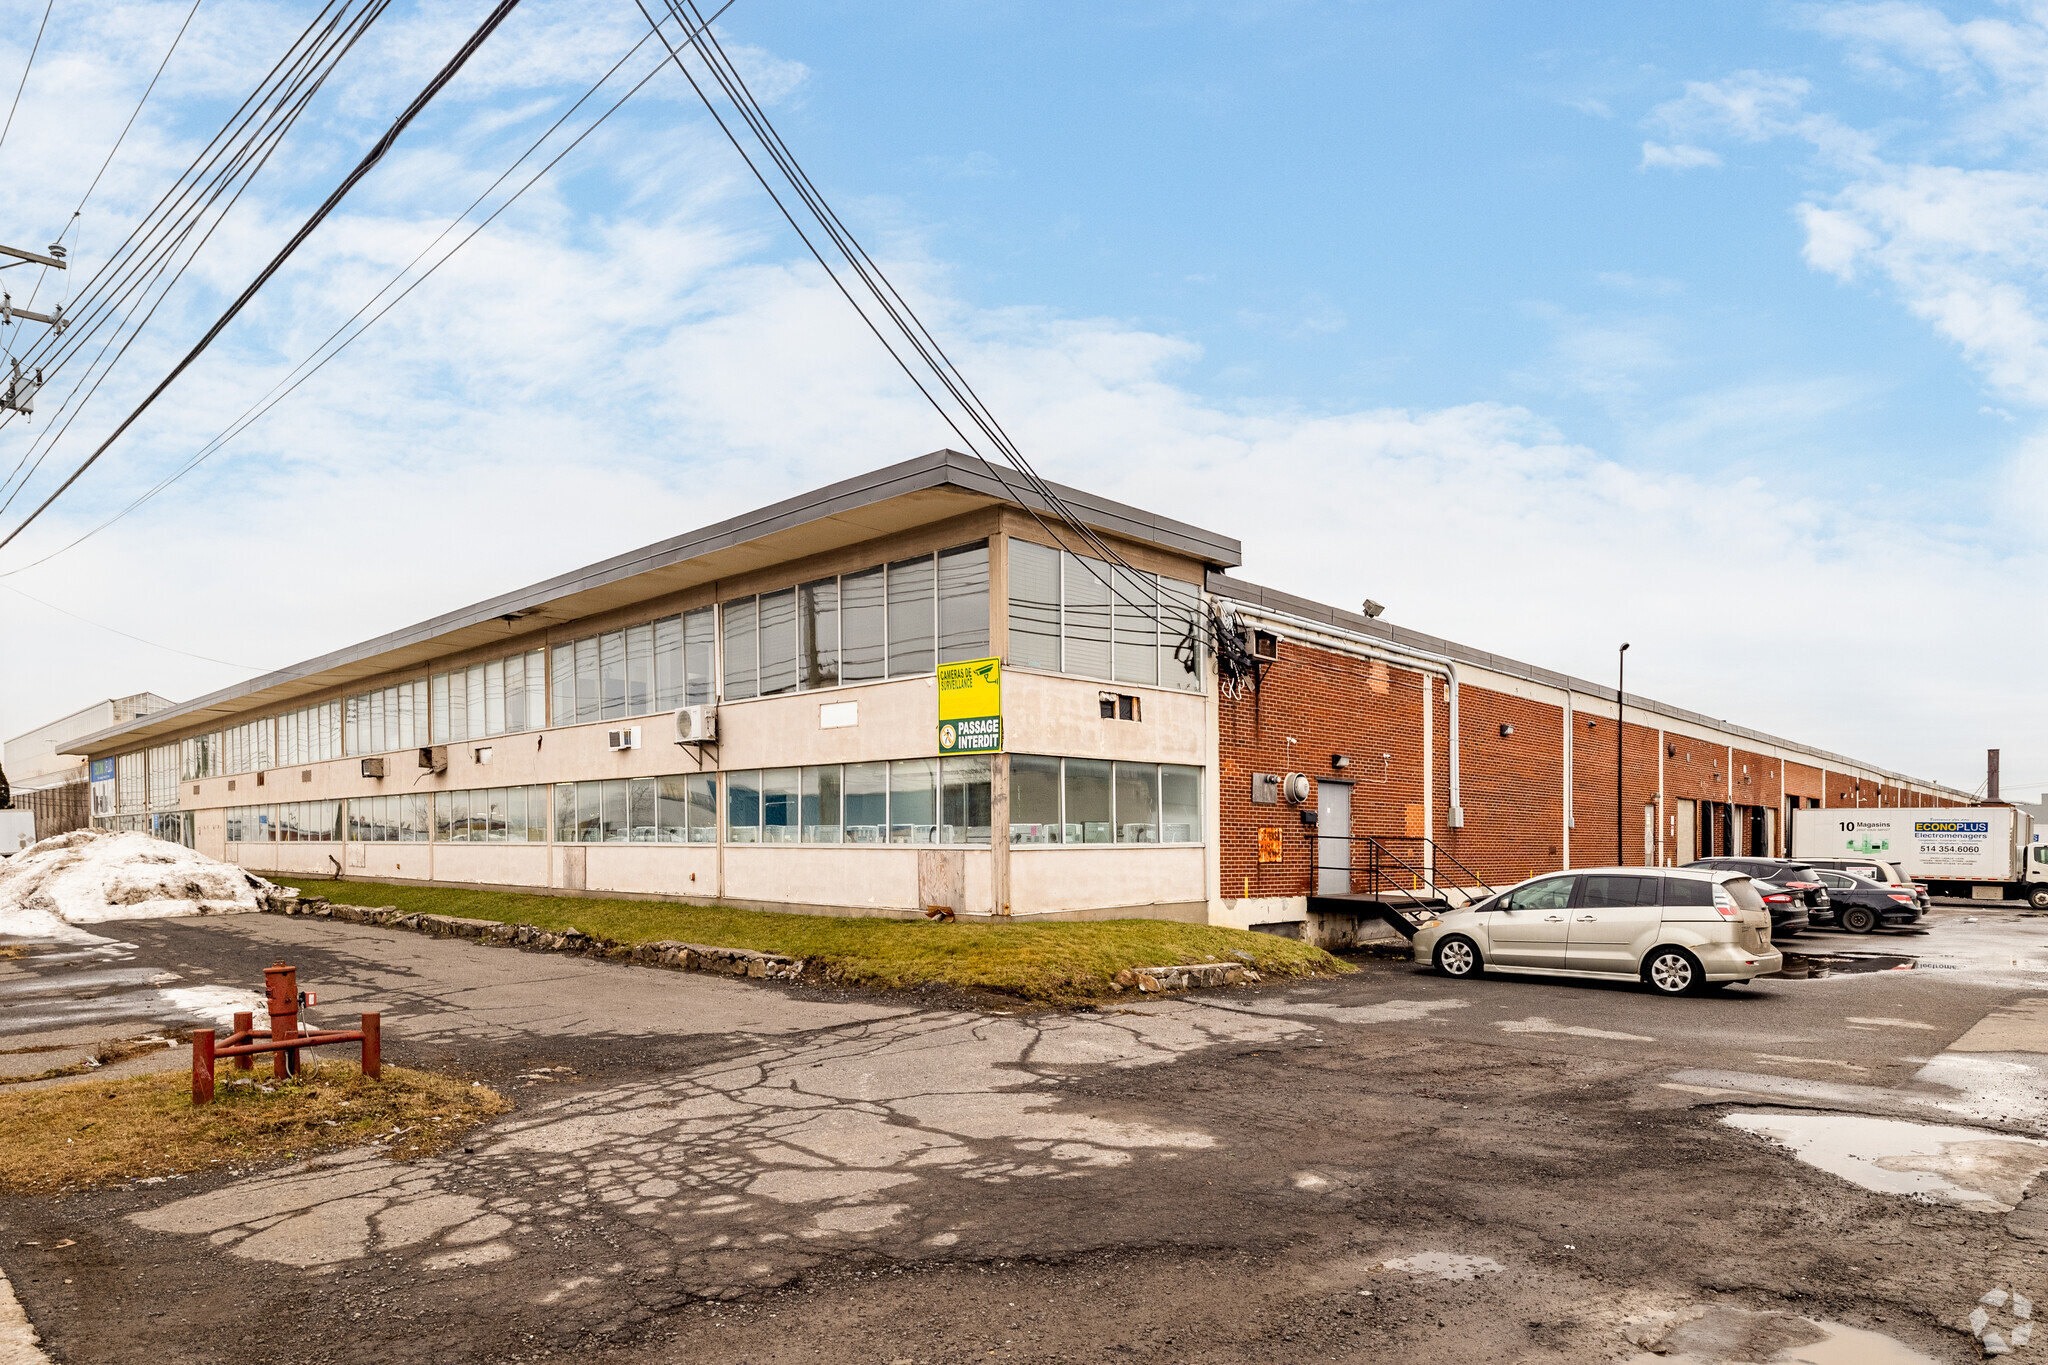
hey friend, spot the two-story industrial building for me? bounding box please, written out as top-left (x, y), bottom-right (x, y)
top-left (69, 450), bottom-right (1968, 938)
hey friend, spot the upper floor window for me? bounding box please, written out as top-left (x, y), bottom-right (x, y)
top-left (721, 541), bottom-right (989, 701)
top-left (221, 717), bottom-right (272, 775)
top-left (278, 701), bottom-right (342, 767)
top-left (549, 609), bottom-right (712, 728)
top-left (432, 650), bottom-right (543, 745)
top-left (181, 733), bottom-right (221, 781)
top-left (1006, 540), bottom-right (1202, 692)
top-left (345, 679), bottom-right (429, 756)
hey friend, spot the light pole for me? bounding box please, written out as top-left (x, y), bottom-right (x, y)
top-left (1616, 643), bottom-right (1630, 865)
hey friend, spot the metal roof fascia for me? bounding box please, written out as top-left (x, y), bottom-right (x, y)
top-left (71, 451), bottom-right (1240, 755)
top-left (1206, 572), bottom-right (1967, 799)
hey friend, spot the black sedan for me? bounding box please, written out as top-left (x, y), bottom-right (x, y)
top-left (1746, 876), bottom-right (1813, 938)
top-left (1687, 859), bottom-right (1829, 935)
top-left (1808, 867), bottom-right (1921, 933)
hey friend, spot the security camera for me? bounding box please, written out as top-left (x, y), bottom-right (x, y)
top-left (1361, 599), bottom-right (1384, 619)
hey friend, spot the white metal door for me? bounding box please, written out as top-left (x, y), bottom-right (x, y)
top-left (1318, 782), bottom-right (1352, 895)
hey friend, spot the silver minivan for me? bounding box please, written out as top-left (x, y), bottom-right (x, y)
top-left (1410, 866), bottom-right (1782, 995)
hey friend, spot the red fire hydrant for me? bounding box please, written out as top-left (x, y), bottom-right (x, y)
top-left (190, 962), bottom-right (381, 1105)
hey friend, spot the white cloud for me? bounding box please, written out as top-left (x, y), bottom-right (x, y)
top-left (0, 0), bottom-right (2041, 796)
top-left (1639, 141), bottom-right (1723, 170)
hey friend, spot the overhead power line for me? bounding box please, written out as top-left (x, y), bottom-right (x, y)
top-left (0, 0), bottom-right (51, 156)
top-left (0, 580), bottom-right (263, 669)
top-left (2, 2), bottom-right (737, 576)
top-left (0, 0), bottom-right (527, 556)
top-left (637, 0), bottom-right (1173, 630)
top-left (0, 0), bottom-right (390, 501)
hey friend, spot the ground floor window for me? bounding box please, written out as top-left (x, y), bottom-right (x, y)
top-left (554, 774), bottom-right (716, 844)
top-left (1008, 757), bottom-right (1201, 847)
top-left (435, 786), bottom-right (550, 842)
top-left (98, 812), bottom-right (196, 848)
top-left (347, 794), bottom-right (431, 842)
top-left (726, 758), bottom-right (990, 845)
top-left (225, 802), bottom-right (340, 842)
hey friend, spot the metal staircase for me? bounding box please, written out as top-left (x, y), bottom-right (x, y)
top-left (1308, 834), bottom-right (1503, 939)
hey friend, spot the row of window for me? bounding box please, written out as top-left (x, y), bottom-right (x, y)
top-left (1009, 757), bottom-right (1201, 844)
top-left (345, 680), bottom-right (430, 758)
top-left (550, 612), bottom-right (714, 729)
top-left (280, 701), bottom-right (343, 768)
top-left (724, 757), bottom-right (993, 845)
top-left (1007, 542), bottom-right (1202, 691)
top-left (214, 759), bottom-right (1200, 847)
top-left (722, 542), bottom-right (992, 701)
top-left (123, 540), bottom-right (1198, 786)
top-left (226, 800), bottom-right (347, 843)
top-left (430, 650), bottom-right (546, 747)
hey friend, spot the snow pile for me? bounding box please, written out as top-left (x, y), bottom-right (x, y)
top-left (0, 829), bottom-right (276, 942)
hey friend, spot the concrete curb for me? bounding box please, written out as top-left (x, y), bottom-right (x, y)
top-left (261, 893), bottom-right (804, 983)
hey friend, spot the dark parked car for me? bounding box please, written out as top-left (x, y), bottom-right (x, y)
top-left (1796, 856), bottom-right (1929, 914)
top-left (1687, 859), bottom-right (1825, 937)
top-left (1806, 867), bottom-right (1921, 933)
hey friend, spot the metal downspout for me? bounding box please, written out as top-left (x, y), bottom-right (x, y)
top-left (1227, 604), bottom-right (1466, 829)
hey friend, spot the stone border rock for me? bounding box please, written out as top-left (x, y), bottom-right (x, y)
top-left (261, 889), bottom-right (1268, 996)
top-left (262, 894), bottom-right (803, 982)
top-left (1112, 962), bottom-right (1261, 994)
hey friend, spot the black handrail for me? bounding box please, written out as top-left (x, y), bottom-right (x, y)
top-left (1310, 832), bottom-right (1502, 906)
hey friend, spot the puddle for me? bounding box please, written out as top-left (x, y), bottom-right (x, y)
top-left (1624, 1304), bottom-right (1936, 1364)
top-left (1723, 1112), bottom-right (2048, 1211)
top-left (1768, 952), bottom-right (1916, 980)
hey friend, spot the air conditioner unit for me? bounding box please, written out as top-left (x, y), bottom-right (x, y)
top-left (360, 758), bottom-right (386, 779)
top-left (673, 705), bottom-right (718, 745)
top-left (418, 746), bottom-right (448, 774)
top-left (608, 726), bottom-right (643, 752)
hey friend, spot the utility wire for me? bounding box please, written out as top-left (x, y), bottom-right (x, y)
top-left (0, 0), bottom-right (526, 554)
top-left (2, 6), bottom-right (723, 575)
top-left (22, 0), bottom-right (206, 319)
top-left (0, 580), bottom-right (263, 669)
top-left (0, 10), bottom-right (376, 515)
top-left (0, 0), bottom-right (380, 467)
top-left (0, 0), bottom-right (380, 492)
top-left (0, 0), bottom-right (51, 155)
top-left (642, 0), bottom-right (1174, 633)
top-left (666, 0), bottom-right (1165, 595)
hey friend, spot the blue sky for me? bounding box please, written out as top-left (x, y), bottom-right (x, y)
top-left (1, 0), bottom-right (2045, 794)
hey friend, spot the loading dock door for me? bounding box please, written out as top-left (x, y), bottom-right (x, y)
top-left (1675, 799), bottom-right (1696, 865)
top-left (1317, 782), bottom-right (1352, 895)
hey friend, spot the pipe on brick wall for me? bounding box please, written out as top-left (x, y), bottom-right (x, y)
top-left (1225, 603), bottom-right (1466, 829)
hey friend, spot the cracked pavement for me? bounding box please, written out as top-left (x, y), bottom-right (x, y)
top-left (5, 907), bottom-right (2048, 1361)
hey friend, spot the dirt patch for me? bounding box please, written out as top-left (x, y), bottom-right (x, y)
top-left (0, 1061), bottom-right (509, 1194)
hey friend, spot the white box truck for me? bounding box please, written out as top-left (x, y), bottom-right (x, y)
top-left (0, 810), bottom-right (33, 856)
top-left (1790, 806), bottom-right (2048, 908)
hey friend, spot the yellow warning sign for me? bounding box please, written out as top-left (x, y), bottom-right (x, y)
top-left (937, 657), bottom-right (1002, 754)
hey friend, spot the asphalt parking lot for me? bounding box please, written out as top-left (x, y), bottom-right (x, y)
top-left (2, 903), bottom-right (2046, 1363)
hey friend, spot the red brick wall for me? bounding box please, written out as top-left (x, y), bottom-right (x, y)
top-left (1216, 642), bottom-right (1429, 900)
top-left (1440, 685), bottom-right (1565, 885)
top-left (1215, 635), bottom-right (1952, 899)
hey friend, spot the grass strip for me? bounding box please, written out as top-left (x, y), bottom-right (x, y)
top-left (0, 1061), bottom-right (509, 1194)
top-left (284, 879), bottom-right (1348, 1003)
